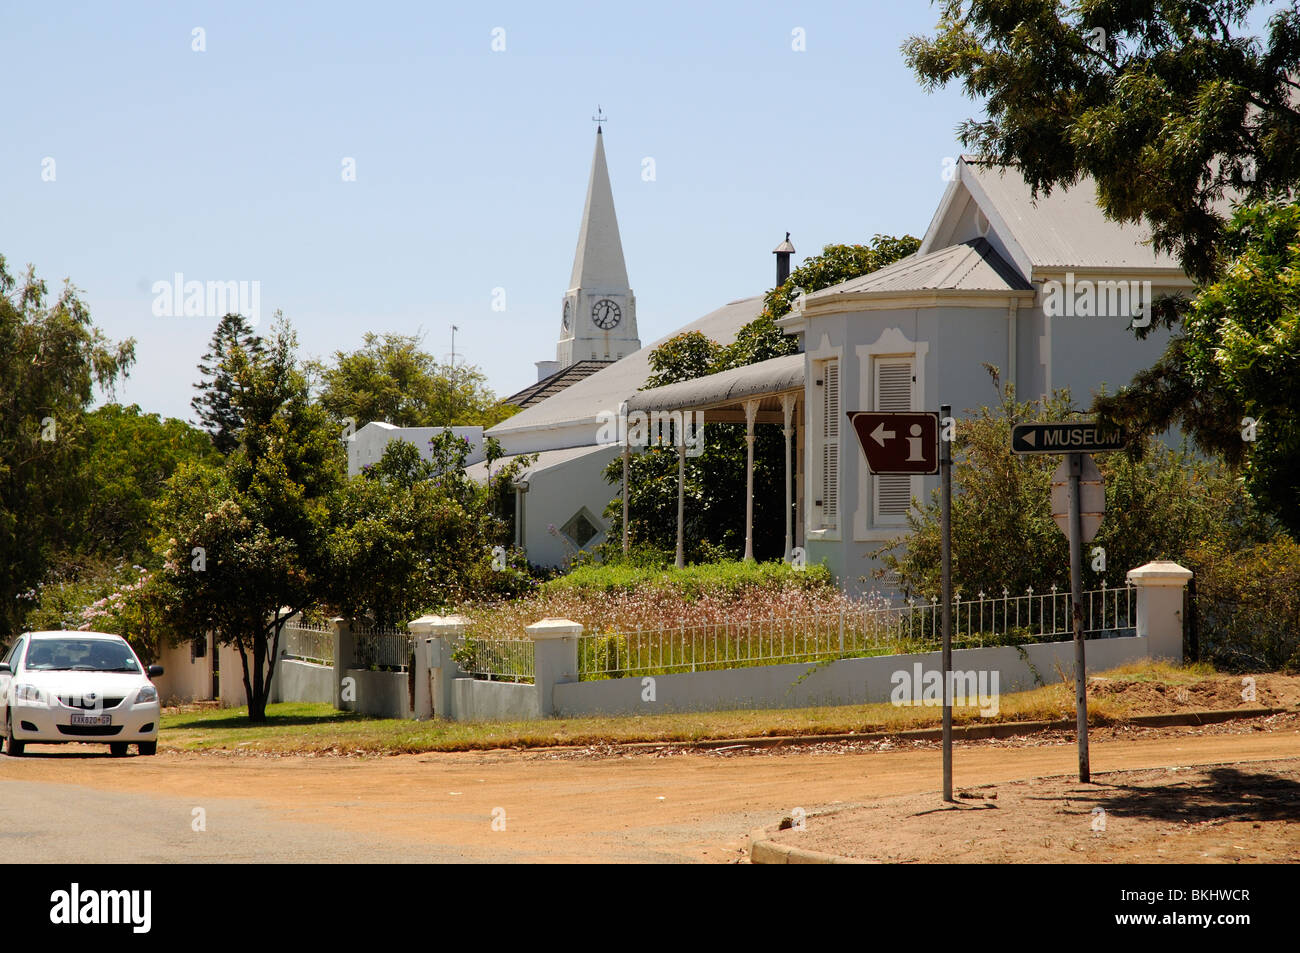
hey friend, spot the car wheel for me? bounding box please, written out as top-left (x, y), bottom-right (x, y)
top-left (137, 741), bottom-right (157, 756)
top-left (109, 742), bottom-right (130, 757)
top-left (4, 713), bottom-right (23, 757)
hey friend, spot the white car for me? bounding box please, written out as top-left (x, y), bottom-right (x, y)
top-left (0, 631), bottom-right (164, 757)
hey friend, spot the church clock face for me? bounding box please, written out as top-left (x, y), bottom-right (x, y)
top-left (592, 298), bottom-right (622, 330)
top-left (562, 299), bottom-right (571, 332)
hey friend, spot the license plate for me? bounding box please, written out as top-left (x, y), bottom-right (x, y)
top-left (70, 713), bottom-right (111, 727)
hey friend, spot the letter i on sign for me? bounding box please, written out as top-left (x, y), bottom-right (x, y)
top-left (906, 424), bottom-right (924, 461)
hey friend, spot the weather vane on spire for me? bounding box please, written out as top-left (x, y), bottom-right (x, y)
top-left (592, 105), bottom-right (607, 132)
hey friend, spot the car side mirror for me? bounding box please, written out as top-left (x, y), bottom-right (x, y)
top-left (0, 662), bottom-right (9, 673)
top-left (148, 664), bottom-right (164, 678)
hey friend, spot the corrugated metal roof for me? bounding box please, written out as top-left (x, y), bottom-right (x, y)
top-left (962, 159), bottom-right (1182, 271)
top-left (626, 353), bottom-right (803, 413)
top-left (807, 238), bottom-right (1031, 303)
top-left (464, 442), bottom-right (616, 484)
top-left (503, 360), bottom-right (612, 409)
top-left (488, 295), bottom-right (765, 434)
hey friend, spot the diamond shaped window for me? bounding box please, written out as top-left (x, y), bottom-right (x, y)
top-left (561, 508), bottom-right (601, 549)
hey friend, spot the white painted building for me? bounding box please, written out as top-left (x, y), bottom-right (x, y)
top-left (631, 156), bottom-right (1187, 592)
top-left (365, 132), bottom-right (1191, 585)
top-left (346, 422), bottom-right (485, 477)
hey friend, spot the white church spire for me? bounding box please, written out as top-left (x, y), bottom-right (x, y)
top-left (555, 119), bottom-right (639, 369)
top-left (568, 127), bottom-right (630, 292)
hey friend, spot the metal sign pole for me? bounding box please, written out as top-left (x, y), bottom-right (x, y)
top-left (1067, 452), bottom-right (1091, 783)
top-left (940, 403), bottom-right (953, 803)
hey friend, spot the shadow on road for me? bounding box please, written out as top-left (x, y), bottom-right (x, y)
top-left (1040, 766), bottom-right (1300, 824)
top-left (5, 748), bottom-right (139, 759)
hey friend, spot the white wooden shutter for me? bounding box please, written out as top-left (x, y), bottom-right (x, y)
top-left (820, 359), bottom-right (839, 527)
top-left (874, 358), bottom-right (915, 520)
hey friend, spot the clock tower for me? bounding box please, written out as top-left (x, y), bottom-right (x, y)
top-left (556, 124), bottom-right (640, 367)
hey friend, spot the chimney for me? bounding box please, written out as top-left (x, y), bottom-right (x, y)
top-left (773, 232), bottom-right (795, 287)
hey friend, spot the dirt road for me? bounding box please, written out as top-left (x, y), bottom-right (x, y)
top-left (3, 717), bottom-right (1297, 862)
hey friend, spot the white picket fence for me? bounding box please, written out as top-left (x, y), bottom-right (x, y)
top-left (280, 620), bottom-right (334, 665)
top-left (353, 623), bottom-right (415, 672)
top-left (572, 584), bottom-right (1136, 680)
top-left (450, 636), bottom-right (536, 684)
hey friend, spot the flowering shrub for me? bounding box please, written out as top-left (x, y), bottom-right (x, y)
top-left (18, 560), bottom-right (168, 662)
top-left (453, 559), bottom-right (870, 639)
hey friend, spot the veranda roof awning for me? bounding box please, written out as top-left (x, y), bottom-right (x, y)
top-left (624, 353), bottom-right (803, 417)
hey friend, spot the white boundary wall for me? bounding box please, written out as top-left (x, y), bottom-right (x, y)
top-left (552, 636), bottom-right (1147, 717)
top-left (271, 659), bottom-right (335, 705)
top-left (407, 561), bottom-right (1189, 723)
top-left (268, 563), bottom-right (1188, 722)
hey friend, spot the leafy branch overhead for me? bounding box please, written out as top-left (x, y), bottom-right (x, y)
top-left (904, 0), bottom-right (1300, 284)
top-left (906, 0), bottom-right (1300, 537)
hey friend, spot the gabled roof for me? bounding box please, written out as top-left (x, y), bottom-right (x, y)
top-left (806, 238), bottom-right (1031, 305)
top-left (488, 295), bottom-right (765, 437)
top-left (502, 360), bottom-right (613, 409)
top-left (921, 158), bottom-right (1184, 275)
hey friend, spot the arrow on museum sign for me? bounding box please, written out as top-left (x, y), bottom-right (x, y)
top-left (1011, 422), bottom-right (1125, 455)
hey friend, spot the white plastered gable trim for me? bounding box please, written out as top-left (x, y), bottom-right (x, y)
top-left (804, 332), bottom-right (842, 542)
top-left (854, 326), bottom-right (930, 543)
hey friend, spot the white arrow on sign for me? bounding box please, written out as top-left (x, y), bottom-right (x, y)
top-left (870, 422), bottom-right (895, 446)
top-left (1021, 430), bottom-right (1036, 448)
top-left (1050, 454), bottom-right (1105, 543)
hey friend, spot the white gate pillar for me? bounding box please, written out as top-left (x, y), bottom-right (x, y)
top-left (408, 614), bottom-right (469, 719)
top-left (526, 618), bottom-right (582, 717)
top-left (1126, 561), bottom-right (1193, 662)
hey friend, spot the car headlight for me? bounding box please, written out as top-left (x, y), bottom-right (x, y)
top-left (135, 685), bottom-right (158, 704)
top-left (14, 684), bottom-right (47, 705)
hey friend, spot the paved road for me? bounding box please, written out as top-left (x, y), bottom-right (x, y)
top-left (2, 728), bottom-right (1296, 863)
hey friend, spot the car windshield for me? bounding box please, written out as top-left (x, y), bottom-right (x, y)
top-left (23, 638), bottom-right (140, 673)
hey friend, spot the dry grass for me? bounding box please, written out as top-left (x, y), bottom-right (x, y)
top-left (158, 660), bottom-right (1260, 756)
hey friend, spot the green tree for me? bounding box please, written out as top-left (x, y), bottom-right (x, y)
top-left (904, 2), bottom-right (1300, 536)
top-left (0, 257), bottom-right (134, 638)
top-left (904, 0), bottom-right (1300, 283)
top-left (1097, 200), bottom-right (1300, 536)
top-left (876, 384), bottom-right (1274, 600)
top-left (325, 433), bottom-right (534, 623)
top-left (192, 313), bottom-right (263, 454)
top-left (760, 236), bottom-right (922, 324)
top-left (314, 332), bottom-right (518, 429)
top-left (154, 318), bottom-right (343, 720)
top-left (644, 332), bottom-right (722, 387)
top-left (77, 404), bottom-right (220, 564)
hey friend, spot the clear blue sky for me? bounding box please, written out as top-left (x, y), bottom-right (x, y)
top-left (2, 1), bottom-right (981, 422)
